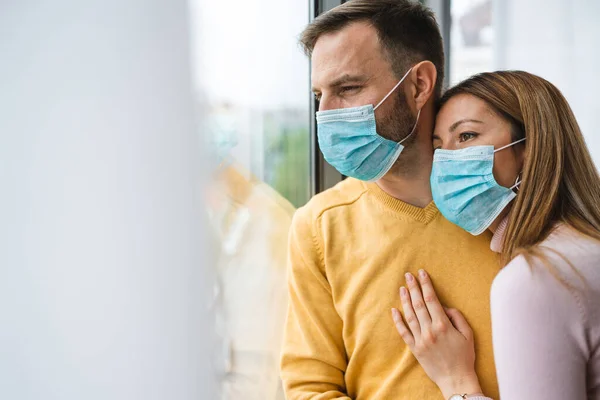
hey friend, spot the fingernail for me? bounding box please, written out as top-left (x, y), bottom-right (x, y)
top-left (400, 286), bottom-right (408, 297)
top-left (418, 269), bottom-right (427, 279)
top-left (405, 273), bottom-right (413, 283)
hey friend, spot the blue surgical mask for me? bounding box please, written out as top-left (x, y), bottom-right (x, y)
top-left (430, 138), bottom-right (526, 235)
top-left (316, 67), bottom-right (420, 181)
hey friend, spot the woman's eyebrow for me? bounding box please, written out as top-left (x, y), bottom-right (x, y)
top-left (449, 119), bottom-right (483, 132)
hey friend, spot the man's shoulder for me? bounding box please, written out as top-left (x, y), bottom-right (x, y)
top-left (294, 178), bottom-right (369, 223)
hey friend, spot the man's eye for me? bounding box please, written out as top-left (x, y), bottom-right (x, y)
top-left (459, 132), bottom-right (478, 142)
top-left (313, 93), bottom-right (321, 101)
top-left (340, 86), bottom-right (360, 94)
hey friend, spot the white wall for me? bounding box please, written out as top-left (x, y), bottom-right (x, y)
top-left (495, 0), bottom-right (600, 165)
top-left (0, 1), bottom-right (215, 399)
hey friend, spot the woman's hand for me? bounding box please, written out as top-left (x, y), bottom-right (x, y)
top-left (391, 269), bottom-right (483, 399)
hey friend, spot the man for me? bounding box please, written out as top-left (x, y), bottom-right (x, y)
top-left (280, 1), bottom-right (501, 399)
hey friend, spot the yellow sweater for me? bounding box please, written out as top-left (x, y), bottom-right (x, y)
top-left (281, 178), bottom-right (500, 399)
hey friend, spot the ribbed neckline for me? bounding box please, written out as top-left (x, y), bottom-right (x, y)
top-left (364, 181), bottom-right (439, 224)
top-left (490, 216), bottom-right (509, 253)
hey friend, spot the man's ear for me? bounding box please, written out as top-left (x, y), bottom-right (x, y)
top-left (408, 61), bottom-right (437, 111)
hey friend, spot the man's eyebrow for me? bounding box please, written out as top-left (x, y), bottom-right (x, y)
top-left (449, 119), bottom-right (483, 132)
top-left (311, 74), bottom-right (370, 93)
top-left (330, 74), bottom-right (369, 87)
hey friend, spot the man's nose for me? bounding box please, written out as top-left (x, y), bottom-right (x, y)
top-left (317, 94), bottom-right (341, 112)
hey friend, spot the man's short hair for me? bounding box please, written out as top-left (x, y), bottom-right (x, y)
top-left (300, 0), bottom-right (445, 98)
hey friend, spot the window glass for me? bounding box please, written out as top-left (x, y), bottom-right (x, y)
top-left (191, 0), bottom-right (311, 207)
top-left (450, 0), bottom-right (493, 85)
top-left (450, 0), bottom-right (600, 165)
top-left (188, 2), bottom-right (310, 399)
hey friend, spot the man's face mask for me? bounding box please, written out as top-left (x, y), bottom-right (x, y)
top-left (315, 66), bottom-right (420, 182)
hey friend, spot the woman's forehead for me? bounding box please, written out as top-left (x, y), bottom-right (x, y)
top-left (436, 95), bottom-right (501, 129)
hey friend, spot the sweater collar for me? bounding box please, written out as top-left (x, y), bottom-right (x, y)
top-left (490, 216), bottom-right (509, 253)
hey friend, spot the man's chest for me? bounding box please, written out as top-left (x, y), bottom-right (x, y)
top-left (319, 226), bottom-right (499, 348)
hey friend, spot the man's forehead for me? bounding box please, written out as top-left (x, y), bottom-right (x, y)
top-left (311, 22), bottom-right (386, 86)
top-left (315, 22), bottom-right (379, 54)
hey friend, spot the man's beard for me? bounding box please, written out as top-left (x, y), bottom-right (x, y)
top-left (375, 91), bottom-right (420, 176)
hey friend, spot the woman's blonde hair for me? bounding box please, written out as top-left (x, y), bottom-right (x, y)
top-left (439, 70), bottom-right (600, 266)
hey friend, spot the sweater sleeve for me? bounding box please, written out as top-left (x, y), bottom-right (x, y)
top-left (280, 207), bottom-right (352, 399)
top-left (489, 255), bottom-right (588, 400)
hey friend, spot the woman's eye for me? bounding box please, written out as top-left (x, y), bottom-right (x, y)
top-left (459, 132), bottom-right (477, 142)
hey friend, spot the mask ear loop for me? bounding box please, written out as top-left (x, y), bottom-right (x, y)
top-left (373, 66), bottom-right (419, 145)
top-left (494, 137), bottom-right (527, 153)
top-left (399, 108), bottom-right (421, 145)
top-left (510, 172), bottom-right (522, 191)
top-left (374, 67), bottom-right (413, 111)
top-left (496, 137), bottom-right (526, 191)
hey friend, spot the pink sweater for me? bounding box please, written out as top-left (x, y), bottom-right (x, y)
top-left (479, 220), bottom-right (600, 399)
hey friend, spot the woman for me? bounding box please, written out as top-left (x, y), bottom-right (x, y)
top-left (391, 71), bottom-right (600, 399)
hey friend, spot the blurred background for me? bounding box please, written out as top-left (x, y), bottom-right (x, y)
top-left (196, 0), bottom-right (600, 210)
top-left (195, 0), bottom-right (600, 398)
top-left (1, 0), bottom-right (598, 399)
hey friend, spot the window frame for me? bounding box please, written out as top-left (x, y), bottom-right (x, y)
top-left (309, 0), bottom-right (345, 196)
top-left (424, 0), bottom-right (451, 90)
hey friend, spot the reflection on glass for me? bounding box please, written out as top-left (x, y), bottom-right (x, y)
top-left (205, 163), bottom-right (293, 400)
top-left (190, 0), bottom-right (310, 208)
top-left (189, 0), bottom-right (310, 399)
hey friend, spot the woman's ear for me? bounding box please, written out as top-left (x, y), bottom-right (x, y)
top-left (409, 61), bottom-right (437, 111)
top-left (513, 139), bottom-right (527, 183)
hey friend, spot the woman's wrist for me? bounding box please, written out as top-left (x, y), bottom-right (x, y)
top-left (437, 372), bottom-right (483, 399)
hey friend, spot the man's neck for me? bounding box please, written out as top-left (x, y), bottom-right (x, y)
top-left (373, 111), bottom-right (436, 208)
top-left (375, 154), bottom-right (433, 208)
